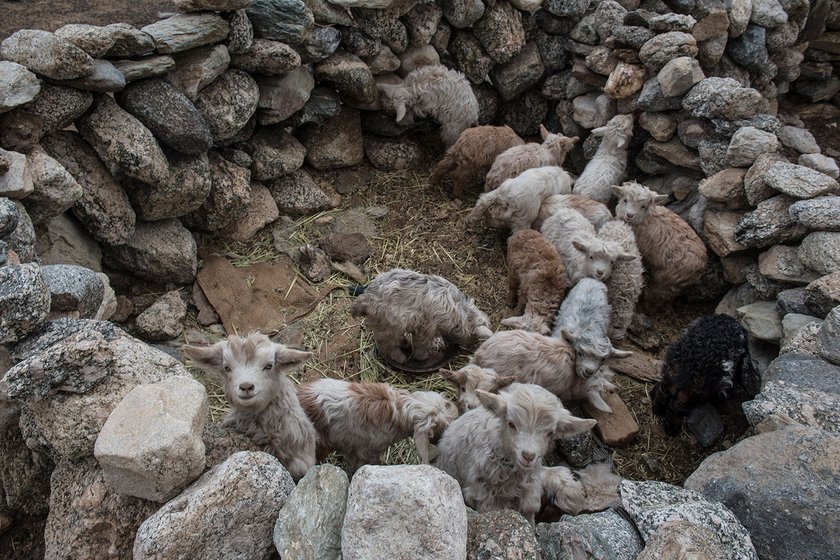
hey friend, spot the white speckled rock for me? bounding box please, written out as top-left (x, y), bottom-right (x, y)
top-left (0, 61), bottom-right (41, 112)
top-left (0, 29), bottom-right (95, 80)
top-left (789, 196), bottom-right (840, 231)
top-left (725, 126), bottom-right (780, 167)
top-left (764, 162), bottom-right (840, 199)
top-left (799, 232), bottom-right (840, 275)
top-left (776, 125), bottom-right (819, 154)
top-left (798, 153), bottom-right (839, 179)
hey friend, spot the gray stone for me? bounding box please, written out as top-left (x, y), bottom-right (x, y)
top-left (726, 24), bottom-right (768, 71)
top-left (404, 2), bottom-right (443, 45)
top-left (0, 197), bottom-right (17, 238)
top-left (111, 55), bottom-right (176, 82)
top-left (536, 509), bottom-right (643, 560)
top-left (613, 25), bottom-right (656, 49)
top-left (683, 77), bottom-right (768, 120)
top-left (102, 23), bottom-right (156, 58)
top-left (226, 9), bottom-right (254, 55)
top-left (0, 29), bottom-right (95, 80)
top-left (745, 263), bottom-right (788, 300)
top-left (743, 381), bottom-right (840, 432)
top-left (777, 126), bottom-right (819, 154)
top-left (685, 403), bottom-right (724, 447)
top-left (781, 314), bottom-right (822, 348)
top-left (450, 31), bottom-right (494, 84)
top-left (267, 169), bottom-right (336, 215)
top-left (94, 376), bottom-right (207, 502)
top-left (792, 77), bottom-right (840, 103)
top-left (354, 8), bottom-right (409, 54)
top-left (141, 13), bottom-right (230, 54)
top-left (342, 465), bottom-right (468, 560)
top-left (543, 0), bottom-right (590, 17)
top-left (363, 135), bottom-right (422, 171)
top-left (3, 200), bottom-right (36, 263)
top-left (534, 31), bottom-right (570, 74)
top-left (195, 69), bottom-right (260, 142)
top-left (735, 195), bottom-right (808, 249)
top-left (0, 263), bottom-right (50, 344)
top-left (468, 510), bottom-right (539, 560)
top-left (53, 24), bottom-right (115, 58)
top-left (572, 92), bottom-right (615, 129)
top-left (657, 56), bottom-right (704, 97)
top-left (758, 245), bottom-right (820, 285)
top-left (637, 520), bottom-right (728, 560)
top-left (737, 300), bottom-right (783, 343)
top-left (639, 32), bottom-right (698, 72)
top-left (818, 306), bottom-right (840, 366)
top-left (273, 464), bottom-right (348, 560)
top-left (799, 232), bottom-right (840, 275)
top-left (442, 0), bottom-right (485, 29)
top-left (501, 89), bottom-right (548, 137)
top-left (776, 287), bottom-right (811, 315)
top-left (56, 58), bottom-right (126, 92)
top-left (594, 0), bottom-right (627, 41)
top-left (174, 0), bottom-right (251, 10)
top-left (39, 131), bottom-right (136, 246)
top-left (639, 113), bottom-right (677, 143)
top-left (490, 42), bottom-right (544, 101)
top-left (750, 0), bottom-right (788, 28)
top-left (285, 86), bottom-right (341, 127)
top-left (247, 0), bottom-right (315, 45)
top-left (698, 139), bottom-right (730, 176)
top-left (134, 451), bottom-right (295, 559)
top-left (218, 181), bottom-right (279, 242)
top-left (35, 213), bottom-right (102, 271)
top-left (620, 480), bottom-right (757, 560)
top-left (41, 264), bottom-right (104, 318)
top-left (43, 457), bottom-right (158, 560)
top-left (231, 38), bottom-right (301, 75)
top-left (0, 61), bottom-right (40, 113)
top-left (0, 148), bottom-right (33, 199)
top-left (645, 138), bottom-right (701, 170)
top-left (257, 65), bottom-right (315, 124)
top-left (765, 162), bottom-right (840, 199)
top-left (725, 126), bottom-right (780, 168)
top-left (300, 108), bottom-right (364, 170)
top-left (789, 197), bottom-right (840, 231)
top-left (799, 154), bottom-right (839, 180)
top-left (805, 272), bottom-right (840, 318)
top-left (76, 94), bottom-right (169, 186)
top-left (780, 321), bottom-right (821, 356)
top-left (314, 52), bottom-right (377, 104)
top-left (117, 79), bottom-right (213, 155)
top-left (166, 44), bottom-right (231, 101)
top-left (473, 1), bottom-right (525, 64)
top-left (397, 44), bottom-right (440, 77)
top-left (5, 322), bottom-right (189, 460)
top-left (698, 168), bottom-right (747, 209)
top-left (103, 219), bottom-right (197, 285)
top-left (685, 427), bottom-right (840, 560)
top-left (124, 151), bottom-right (211, 221)
top-left (183, 152), bottom-right (251, 231)
top-left (363, 45), bottom-right (401, 75)
top-left (729, 0), bottom-right (753, 36)
top-left (249, 126), bottom-right (306, 181)
top-left (649, 13), bottom-right (697, 31)
top-left (135, 291), bottom-right (188, 341)
top-left (295, 25), bottom-right (341, 63)
top-left (744, 153), bottom-right (787, 206)
top-left (299, 244), bottom-right (331, 282)
top-left (638, 78), bottom-right (685, 112)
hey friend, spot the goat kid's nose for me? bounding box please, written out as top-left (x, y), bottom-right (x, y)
top-left (239, 382), bottom-right (255, 392)
top-left (521, 451), bottom-right (536, 462)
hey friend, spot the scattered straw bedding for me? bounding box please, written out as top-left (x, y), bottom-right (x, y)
top-left (190, 154), bottom-right (740, 485)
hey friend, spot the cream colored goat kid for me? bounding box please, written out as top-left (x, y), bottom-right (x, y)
top-left (572, 114), bottom-right (634, 203)
top-left (297, 378), bottom-right (458, 473)
top-left (484, 126), bottom-right (579, 191)
top-left (441, 364), bottom-right (516, 412)
top-left (184, 333), bottom-right (317, 481)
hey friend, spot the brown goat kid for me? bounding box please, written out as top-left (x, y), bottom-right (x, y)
top-left (502, 230), bottom-right (567, 334)
top-left (430, 125), bottom-right (524, 198)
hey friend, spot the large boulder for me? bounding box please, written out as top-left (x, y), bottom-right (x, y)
top-left (140, 13), bottom-right (230, 54)
top-left (44, 457), bottom-right (158, 560)
top-left (123, 151), bottom-right (212, 221)
top-left (342, 464), bottom-right (468, 560)
top-left (94, 376), bottom-right (208, 502)
top-left (299, 108), bottom-right (364, 170)
top-left (0, 421), bottom-right (52, 518)
top-left (0, 61), bottom-right (40, 113)
top-left (0, 263), bottom-right (50, 344)
top-left (134, 290), bottom-right (189, 341)
top-left (0, 29), bottom-right (95, 80)
top-left (183, 152), bottom-right (252, 231)
top-left (22, 146), bottom-right (83, 225)
top-left (467, 510), bottom-right (539, 559)
top-left (166, 44), bottom-right (231, 101)
top-left (273, 464), bottom-right (349, 560)
top-left (34, 213), bottom-right (102, 272)
top-left (4, 320), bottom-right (189, 461)
top-left (40, 264), bottom-right (104, 319)
top-left (134, 451), bottom-right (295, 559)
top-left (256, 65), bottom-right (315, 124)
top-left (246, 0), bottom-right (315, 45)
top-left (743, 381), bottom-right (840, 433)
top-left (536, 509), bottom-right (643, 560)
top-left (0, 85), bottom-right (93, 152)
top-left (195, 69), bottom-right (260, 143)
top-left (685, 427), bottom-right (840, 560)
top-left (103, 218), bottom-right (198, 285)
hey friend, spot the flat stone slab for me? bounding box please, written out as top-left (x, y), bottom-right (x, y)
top-left (607, 350), bottom-right (664, 382)
top-left (582, 390), bottom-right (639, 446)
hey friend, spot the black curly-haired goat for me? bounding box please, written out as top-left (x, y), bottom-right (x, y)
top-left (652, 314), bottom-right (760, 435)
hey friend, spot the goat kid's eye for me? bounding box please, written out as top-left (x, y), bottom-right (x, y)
top-left (508, 421), bottom-right (516, 431)
top-left (223, 365), bottom-right (231, 373)
top-left (264, 363), bottom-right (274, 371)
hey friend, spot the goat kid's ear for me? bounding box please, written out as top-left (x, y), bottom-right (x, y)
top-left (539, 124), bottom-right (550, 141)
top-left (654, 194), bottom-right (669, 205)
top-left (590, 125), bottom-right (607, 137)
top-left (395, 102), bottom-right (406, 122)
top-left (617, 251), bottom-right (635, 262)
top-left (611, 185), bottom-right (624, 198)
top-left (571, 239), bottom-right (588, 253)
top-left (274, 346), bottom-right (313, 371)
top-left (183, 343), bottom-right (225, 372)
top-left (567, 136), bottom-right (580, 146)
top-left (440, 369), bottom-right (465, 385)
top-left (476, 389), bottom-right (507, 417)
top-left (560, 329), bottom-right (577, 344)
top-left (556, 412), bottom-right (598, 437)
top-left (610, 346), bottom-right (632, 359)
top-left (494, 375), bottom-right (517, 390)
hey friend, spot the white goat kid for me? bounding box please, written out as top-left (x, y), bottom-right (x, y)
top-left (183, 333), bottom-right (317, 481)
top-left (441, 364), bottom-right (516, 412)
top-left (436, 383), bottom-right (596, 526)
top-left (572, 114), bottom-right (634, 203)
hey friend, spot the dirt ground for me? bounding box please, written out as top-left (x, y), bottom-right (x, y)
top-left (0, 0), bottom-right (174, 37)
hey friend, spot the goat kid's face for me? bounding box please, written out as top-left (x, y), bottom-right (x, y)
top-left (560, 330), bottom-right (631, 378)
top-left (442, 366), bottom-right (515, 412)
top-left (613, 183), bottom-right (668, 225)
top-left (184, 337), bottom-right (312, 412)
top-left (572, 239), bottom-right (633, 281)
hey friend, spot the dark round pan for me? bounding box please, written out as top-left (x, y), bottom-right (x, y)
top-left (375, 343), bottom-right (461, 375)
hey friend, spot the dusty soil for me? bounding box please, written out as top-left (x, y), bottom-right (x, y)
top-left (0, 0), bottom-right (174, 37)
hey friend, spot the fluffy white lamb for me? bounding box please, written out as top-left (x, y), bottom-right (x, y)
top-left (552, 278), bottom-right (632, 386)
top-left (435, 383), bottom-right (596, 526)
top-left (613, 181), bottom-right (708, 311)
top-left (572, 114), bottom-right (634, 203)
top-left (472, 329), bottom-right (621, 413)
top-left (597, 220), bottom-right (644, 341)
top-left (183, 333), bottom-right (317, 481)
top-left (350, 268), bottom-right (493, 364)
top-left (533, 193), bottom-right (613, 230)
top-left (484, 126), bottom-right (579, 191)
top-left (540, 206), bottom-right (634, 286)
top-left (441, 364), bottom-right (515, 412)
top-left (467, 166), bottom-right (573, 233)
top-left (297, 378), bottom-right (458, 472)
top-left (377, 64), bottom-right (479, 146)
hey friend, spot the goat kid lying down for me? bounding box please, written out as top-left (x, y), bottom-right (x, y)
top-left (297, 378), bottom-right (458, 472)
top-left (183, 332), bottom-right (317, 481)
top-left (436, 383), bottom-right (597, 526)
top-left (441, 364), bottom-right (516, 412)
